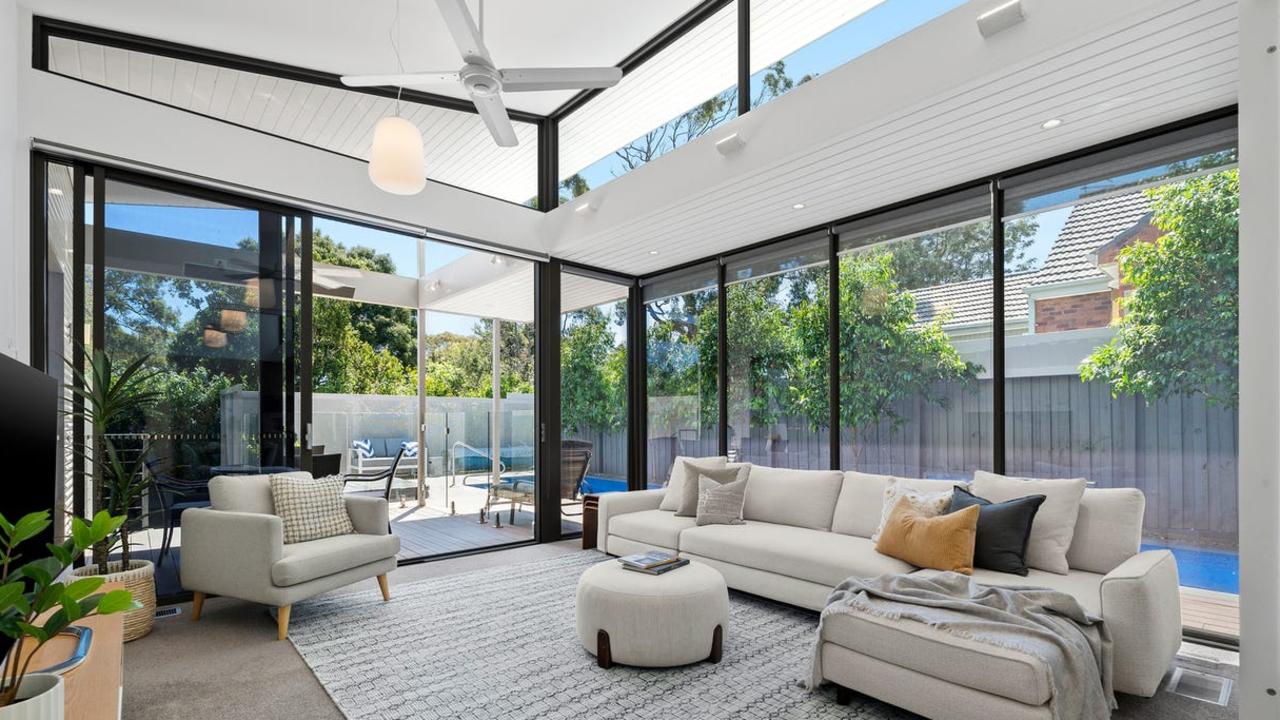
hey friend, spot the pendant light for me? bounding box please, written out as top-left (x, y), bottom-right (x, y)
top-left (369, 0), bottom-right (426, 195)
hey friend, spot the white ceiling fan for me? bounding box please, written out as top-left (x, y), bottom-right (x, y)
top-left (341, 0), bottom-right (623, 148)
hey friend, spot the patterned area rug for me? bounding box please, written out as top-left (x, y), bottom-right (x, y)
top-left (288, 552), bottom-right (901, 720)
top-left (288, 551), bottom-right (1239, 720)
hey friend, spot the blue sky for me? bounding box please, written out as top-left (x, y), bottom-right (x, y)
top-left (571, 0), bottom-right (967, 192)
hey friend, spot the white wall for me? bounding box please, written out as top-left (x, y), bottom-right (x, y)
top-left (0, 0), bottom-right (19, 361)
top-left (1238, 1), bottom-right (1280, 716)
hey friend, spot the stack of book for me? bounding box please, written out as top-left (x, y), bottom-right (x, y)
top-left (617, 550), bottom-right (690, 575)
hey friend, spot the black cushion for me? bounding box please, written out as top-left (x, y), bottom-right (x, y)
top-left (949, 486), bottom-right (1046, 576)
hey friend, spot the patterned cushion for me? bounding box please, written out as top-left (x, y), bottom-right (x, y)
top-left (269, 474), bottom-right (355, 544)
top-left (695, 475), bottom-right (748, 526)
top-left (352, 439), bottom-right (373, 459)
top-left (401, 441), bottom-right (419, 458)
top-left (870, 480), bottom-right (955, 543)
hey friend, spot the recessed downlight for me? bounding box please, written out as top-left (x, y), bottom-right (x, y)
top-left (648, 250), bottom-right (660, 255)
top-left (1041, 118), bottom-right (1063, 130)
top-left (792, 203), bottom-right (806, 210)
top-left (48, 188), bottom-right (64, 196)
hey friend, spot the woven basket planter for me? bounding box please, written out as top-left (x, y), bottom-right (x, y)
top-left (70, 560), bottom-right (155, 642)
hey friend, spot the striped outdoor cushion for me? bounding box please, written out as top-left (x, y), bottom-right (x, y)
top-left (401, 441), bottom-right (419, 458)
top-left (352, 439), bottom-right (373, 459)
top-left (269, 474), bottom-right (354, 544)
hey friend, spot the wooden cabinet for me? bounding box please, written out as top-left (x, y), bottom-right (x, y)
top-left (15, 584), bottom-right (125, 720)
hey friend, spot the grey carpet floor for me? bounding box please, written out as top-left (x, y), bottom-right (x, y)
top-left (123, 542), bottom-right (1238, 719)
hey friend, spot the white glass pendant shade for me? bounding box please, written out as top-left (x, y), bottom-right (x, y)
top-left (369, 116), bottom-right (426, 195)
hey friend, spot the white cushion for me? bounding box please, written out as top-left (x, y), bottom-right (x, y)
top-left (911, 566), bottom-right (1104, 616)
top-left (832, 472), bottom-right (966, 538)
top-left (271, 532), bottom-right (400, 586)
top-left (679, 521), bottom-right (914, 587)
top-left (821, 609), bottom-right (1053, 706)
top-left (741, 466), bottom-right (844, 530)
top-left (972, 471), bottom-right (1087, 575)
top-left (608, 509), bottom-right (696, 549)
top-left (1067, 488), bottom-right (1145, 574)
top-left (658, 456), bottom-right (727, 511)
top-left (869, 481), bottom-right (954, 543)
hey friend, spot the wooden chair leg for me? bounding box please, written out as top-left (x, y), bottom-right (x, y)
top-left (836, 685), bottom-right (854, 706)
top-left (377, 574), bottom-right (391, 601)
top-left (277, 605), bottom-right (291, 641)
top-left (190, 592), bottom-right (204, 621)
top-left (596, 630), bottom-right (612, 669)
top-left (708, 624), bottom-right (723, 663)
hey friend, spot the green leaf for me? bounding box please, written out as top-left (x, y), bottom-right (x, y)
top-left (11, 512), bottom-right (51, 545)
top-left (16, 621), bottom-right (48, 643)
top-left (64, 576), bottom-right (104, 601)
top-left (94, 589), bottom-right (136, 615)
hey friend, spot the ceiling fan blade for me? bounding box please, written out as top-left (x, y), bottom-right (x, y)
top-left (341, 71), bottom-right (460, 88)
top-left (435, 0), bottom-right (492, 65)
top-left (471, 93), bottom-right (519, 147)
top-left (499, 67), bottom-right (623, 92)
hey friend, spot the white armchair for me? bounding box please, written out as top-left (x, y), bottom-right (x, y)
top-left (180, 474), bottom-right (400, 639)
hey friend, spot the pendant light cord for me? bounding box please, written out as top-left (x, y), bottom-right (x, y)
top-left (390, 0), bottom-right (404, 115)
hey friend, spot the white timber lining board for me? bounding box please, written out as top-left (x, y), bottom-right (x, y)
top-left (551, 0), bottom-right (1238, 276)
top-left (47, 35), bottom-right (539, 204)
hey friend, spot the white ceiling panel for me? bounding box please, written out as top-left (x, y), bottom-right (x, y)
top-left (550, 0), bottom-right (1239, 277)
top-left (48, 36), bottom-right (540, 204)
top-left (28, 0), bottom-right (704, 115)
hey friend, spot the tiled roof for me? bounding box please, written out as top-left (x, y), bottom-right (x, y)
top-left (1025, 191), bottom-right (1151, 289)
top-left (912, 270), bottom-right (1036, 327)
top-left (907, 191), bottom-right (1153, 330)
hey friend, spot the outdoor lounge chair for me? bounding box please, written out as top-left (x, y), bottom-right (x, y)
top-left (343, 446), bottom-right (405, 502)
top-left (486, 440), bottom-right (593, 523)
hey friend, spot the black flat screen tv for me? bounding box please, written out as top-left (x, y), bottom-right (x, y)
top-left (0, 352), bottom-right (58, 561)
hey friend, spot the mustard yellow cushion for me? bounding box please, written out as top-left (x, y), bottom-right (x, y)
top-left (874, 497), bottom-right (979, 574)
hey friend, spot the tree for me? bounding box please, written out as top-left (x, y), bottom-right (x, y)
top-left (874, 218), bottom-right (1041, 289)
top-left (1080, 169), bottom-right (1239, 407)
top-left (560, 307), bottom-right (626, 435)
top-left (791, 252), bottom-right (980, 457)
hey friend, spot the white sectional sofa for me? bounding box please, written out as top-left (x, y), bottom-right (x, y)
top-left (595, 464), bottom-right (1182, 708)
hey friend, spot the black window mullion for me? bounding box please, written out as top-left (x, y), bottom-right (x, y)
top-left (717, 261), bottom-right (728, 456)
top-left (737, 0), bottom-right (750, 116)
top-left (534, 259), bottom-right (563, 542)
top-left (300, 214), bottom-right (314, 471)
top-left (990, 180), bottom-right (1006, 474)
top-left (628, 282), bottom-right (647, 491)
top-left (827, 228), bottom-right (840, 471)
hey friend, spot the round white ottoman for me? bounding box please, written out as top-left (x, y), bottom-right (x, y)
top-left (575, 559), bottom-right (729, 668)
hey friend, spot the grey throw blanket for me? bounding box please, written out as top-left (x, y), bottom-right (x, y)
top-left (810, 573), bottom-right (1115, 720)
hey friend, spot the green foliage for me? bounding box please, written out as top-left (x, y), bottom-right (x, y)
top-left (1080, 169), bottom-right (1239, 406)
top-left (560, 307), bottom-right (627, 435)
top-left (0, 510), bottom-right (139, 707)
top-left (64, 349), bottom-right (162, 573)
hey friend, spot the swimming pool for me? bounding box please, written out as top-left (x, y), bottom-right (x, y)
top-left (1140, 543), bottom-right (1238, 594)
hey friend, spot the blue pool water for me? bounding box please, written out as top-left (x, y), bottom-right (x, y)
top-left (1140, 543), bottom-right (1238, 594)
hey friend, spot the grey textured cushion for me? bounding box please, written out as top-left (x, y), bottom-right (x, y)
top-left (972, 471), bottom-right (1086, 575)
top-left (695, 475), bottom-right (748, 526)
top-left (271, 532), bottom-right (400, 586)
top-left (831, 472), bottom-right (966, 537)
top-left (676, 463), bottom-right (748, 517)
top-left (741, 466), bottom-right (843, 530)
top-left (659, 456), bottom-right (727, 511)
top-left (269, 474), bottom-right (354, 544)
top-left (1067, 488), bottom-right (1145, 574)
top-left (209, 474), bottom-right (275, 514)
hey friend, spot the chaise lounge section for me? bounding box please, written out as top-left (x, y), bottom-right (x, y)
top-left (595, 462), bottom-right (1181, 710)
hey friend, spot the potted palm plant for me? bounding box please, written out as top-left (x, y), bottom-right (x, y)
top-left (64, 349), bottom-right (161, 642)
top-left (0, 509), bottom-right (138, 720)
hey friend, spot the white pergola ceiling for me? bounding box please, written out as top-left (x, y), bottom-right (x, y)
top-left (26, 0), bottom-right (704, 115)
top-left (550, 0), bottom-right (1239, 276)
